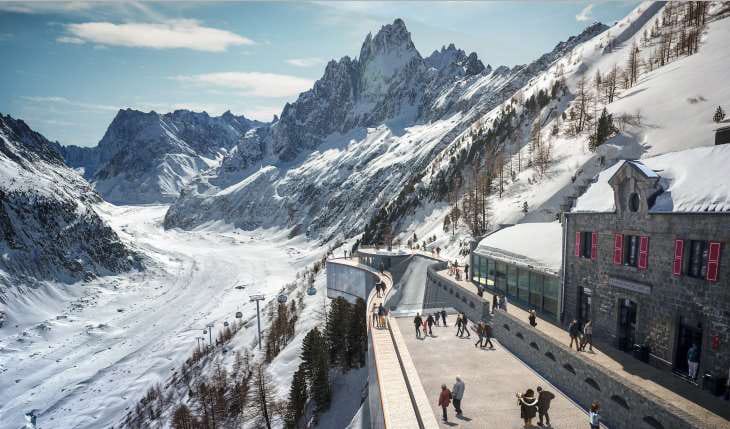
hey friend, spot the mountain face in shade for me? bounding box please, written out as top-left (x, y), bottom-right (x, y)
top-left (0, 113), bottom-right (140, 292)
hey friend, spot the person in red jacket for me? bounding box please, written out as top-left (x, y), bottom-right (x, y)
top-left (438, 384), bottom-right (452, 422)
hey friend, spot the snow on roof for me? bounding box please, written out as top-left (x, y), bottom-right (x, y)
top-left (474, 222), bottom-right (563, 275)
top-left (573, 145), bottom-right (730, 213)
top-left (626, 160), bottom-right (659, 178)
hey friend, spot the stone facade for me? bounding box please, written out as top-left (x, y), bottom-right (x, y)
top-left (564, 161), bottom-right (730, 379)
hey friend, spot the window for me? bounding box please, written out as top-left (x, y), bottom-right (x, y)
top-left (507, 264), bottom-right (518, 297)
top-left (624, 235), bottom-right (640, 267)
top-left (687, 240), bottom-right (709, 279)
top-left (614, 234), bottom-right (648, 269)
top-left (495, 261), bottom-right (507, 291)
top-left (629, 193), bottom-right (640, 212)
top-left (518, 268), bottom-right (530, 303)
top-left (486, 258), bottom-right (496, 287)
top-left (529, 272), bottom-right (543, 309)
top-left (575, 231), bottom-right (597, 259)
top-left (543, 276), bottom-right (560, 316)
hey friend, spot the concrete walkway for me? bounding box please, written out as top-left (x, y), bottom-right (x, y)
top-left (395, 316), bottom-right (593, 429)
top-left (434, 269), bottom-right (730, 428)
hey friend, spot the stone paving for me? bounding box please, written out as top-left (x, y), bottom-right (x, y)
top-left (395, 316), bottom-right (595, 429)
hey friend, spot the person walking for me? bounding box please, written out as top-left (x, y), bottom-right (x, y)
top-left (517, 389), bottom-right (538, 428)
top-left (484, 322), bottom-right (495, 349)
top-left (529, 309), bottom-right (537, 327)
top-left (568, 319), bottom-right (581, 351)
top-left (464, 262), bottom-right (470, 280)
top-left (378, 303), bottom-right (385, 328)
top-left (475, 322), bottom-right (485, 348)
top-left (379, 261), bottom-right (385, 273)
top-left (433, 312), bottom-right (440, 327)
top-left (422, 317), bottom-right (428, 337)
top-left (687, 343), bottom-right (700, 380)
top-left (502, 295), bottom-right (509, 311)
top-left (426, 313), bottom-right (435, 336)
top-left (414, 313), bottom-right (423, 338)
top-left (452, 376), bottom-right (465, 416)
top-left (456, 314), bottom-right (463, 337)
top-left (371, 304), bottom-right (378, 328)
top-left (492, 294), bottom-right (498, 314)
top-left (536, 386), bottom-right (555, 427)
top-left (581, 320), bottom-right (593, 352)
top-left (441, 309), bottom-right (447, 326)
top-left (344, 250), bottom-right (348, 259)
top-left (438, 384), bottom-right (452, 422)
top-left (589, 402), bottom-right (601, 429)
top-left (461, 313), bottom-right (471, 338)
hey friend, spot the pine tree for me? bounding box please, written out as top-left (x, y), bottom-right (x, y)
top-left (301, 328), bottom-right (331, 413)
top-left (714, 106), bottom-right (726, 123)
top-left (589, 108), bottom-right (617, 151)
top-left (248, 364), bottom-right (278, 429)
top-left (442, 214), bottom-right (451, 233)
top-left (326, 297), bottom-right (350, 367)
top-left (284, 364), bottom-right (308, 429)
top-left (346, 298), bottom-right (368, 368)
top-left (171, 404), bottom-right (194, 429)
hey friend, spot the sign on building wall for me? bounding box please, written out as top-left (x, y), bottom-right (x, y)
top-left (608, 277), bottom-right (652, 295)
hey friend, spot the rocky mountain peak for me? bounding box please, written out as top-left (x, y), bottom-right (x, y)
top-left (358, 18), bottom-right (420, 71)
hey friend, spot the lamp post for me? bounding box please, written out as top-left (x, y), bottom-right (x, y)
top-left (249, 294), bottom-right (265, 350)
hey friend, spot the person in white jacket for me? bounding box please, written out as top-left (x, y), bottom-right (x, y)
top-left (452, 376), bottom-right (466, 415)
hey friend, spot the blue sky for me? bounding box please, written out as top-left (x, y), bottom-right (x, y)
top-left (0, 1), bottom-right (638, 147)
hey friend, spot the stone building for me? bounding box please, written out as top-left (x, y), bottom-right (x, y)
top-left (470, 222), bottom-right (563, 322)
top-left (563, 144), bottom-right (730, 382)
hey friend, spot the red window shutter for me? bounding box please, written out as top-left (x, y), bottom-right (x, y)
top-left (613, 234), bottom-right (623, 265)
top-left (575, 232), bottom-right (581, 257)
top-left (672, 239), bottom-right (684, 277)
top-left (707, 241), bottom-right (721, 282)
top-left (638, 236), bottom-right (649, 270)
top-left (591, 232), bottom-right (598, 260)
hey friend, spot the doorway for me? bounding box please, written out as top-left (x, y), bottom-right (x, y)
top-left (578, 287), bottom-right (592, 326)
top-left (673, 319), bottom-right (702, 376)
top-left (618, 299), bottom-right (637, 352)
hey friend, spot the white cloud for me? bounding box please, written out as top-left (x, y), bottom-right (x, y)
top-left (576, 4), bottom-right (594, 22)
top-left (172, 72), bottom-right (314, 98)
top-left (56, 36), bottom-right (85, 45)
top-left (21, 96), bottom-right (118, 112)
top-left (0, 1), bottom-right (93, 14)
top-left (286, 57), bottom-right (325, 68)
top-left (60, 19), bottom-right (253, 52)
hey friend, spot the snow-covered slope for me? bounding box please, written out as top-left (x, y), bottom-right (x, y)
top-left (0, 114), bottom-right (139, 296)
top-left (392, 1), bottom-right (730, 262)
top-left (164, 19), bottom-right (608, 240)
top-left (61, 109), bottom-right (264, 204)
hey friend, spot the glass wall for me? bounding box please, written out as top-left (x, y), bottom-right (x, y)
top-left (469, 253), bottom-right (560, 320)
top-left (517, 268), bottom-right (530, 303)
top-left (507, 265), bottom-right (518, 298)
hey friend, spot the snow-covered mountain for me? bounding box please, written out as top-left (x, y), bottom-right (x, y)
top-left (0, 114), bottom-right (139, 296)
top-left (163, 19), bottom-right (608, 239)
top-left (61, 109), bottom-right (265, 204)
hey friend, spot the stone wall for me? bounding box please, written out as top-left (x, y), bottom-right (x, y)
top-left (564, 211), bottom-right (730, 377)
top-left (424, 261), bottom-right (490, 323)
top-left (492, 310), bottom-right (707, 429)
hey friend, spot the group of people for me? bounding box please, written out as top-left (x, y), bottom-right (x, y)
top-left (413, 310), bottom-right (447, 338)
top-left (491, 293), bottom-right (508, 312)
top-left (374, 280), bottom-right (385, 298)
top-left (516, 386), bottom-right (557, 427)
top-left (448, 260), bottom-right (465, 280)
top-left (474, 320), bottom-right (495, 349)
top-left (437, 376), bottom-right (466, 422)
top-left (371, 303), bottom-right (387, 329)
top-left (568, 319), bottom-right (594, 352)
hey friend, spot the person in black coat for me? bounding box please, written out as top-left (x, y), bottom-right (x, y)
top-left (517, 389), bottom-right (538, 427)
top-left (414, 313), bottom-right (423, 338)
top-left (460, 313), bottom-right (471, 338)
top-left (426, 314), bottom-right (435, 336)
top-left (441, 309), bottom-right (447, 326)
top-left (536, 386), bottom-right (555, 427)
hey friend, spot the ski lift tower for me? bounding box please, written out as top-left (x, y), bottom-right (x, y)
top-left (249, 294), bottom-right (265, 350)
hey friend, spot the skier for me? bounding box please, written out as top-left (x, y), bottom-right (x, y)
top-left (452, 376), bottom-right (465, 416)
top-left (414, 313), bottom-right (423, 338)
top-left (426, 313), bottom-right (435, 336)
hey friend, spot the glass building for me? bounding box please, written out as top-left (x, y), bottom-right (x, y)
top-left (470, 222), bottom-right (563, 321)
